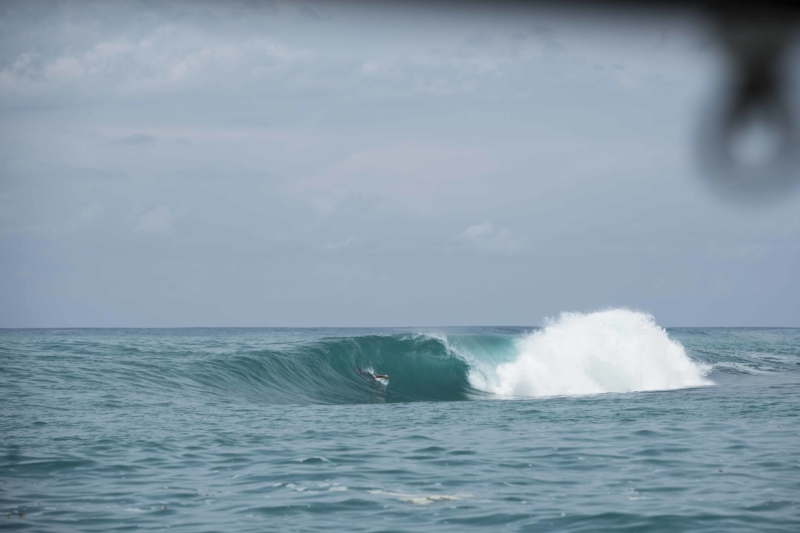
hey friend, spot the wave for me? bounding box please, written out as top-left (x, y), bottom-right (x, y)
top-left (472, 309), bottom-right (712, 397)
top-left (190, 333), bottom-right (484, 404)
top-left (185, 309), bottom-right (713, 404)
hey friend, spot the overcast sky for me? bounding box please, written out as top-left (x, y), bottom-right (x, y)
top-left (1, 0), bottom-right (799, 327)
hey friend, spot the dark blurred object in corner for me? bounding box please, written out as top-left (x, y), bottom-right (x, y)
top-left (700, 1), bottom-right (800, 202)
top-left (448, 0), bottom-right (800, 201)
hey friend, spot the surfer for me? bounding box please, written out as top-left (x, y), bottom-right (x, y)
top-left (357, 367), bottom-right (388, 380)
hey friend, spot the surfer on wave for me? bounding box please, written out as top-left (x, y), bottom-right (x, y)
top-left (357, 367), bottom-right (388, 380)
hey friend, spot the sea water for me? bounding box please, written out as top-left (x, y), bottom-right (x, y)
top-left (1, 310), bottom-right (799, 531)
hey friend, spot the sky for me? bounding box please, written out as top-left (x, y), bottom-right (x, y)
top-left (1, 0), bottom-right (799, 327)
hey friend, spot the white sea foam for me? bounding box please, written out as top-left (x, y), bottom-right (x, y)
top-left (368, 489), bottom-right (463, 505)
top-left (473, 309), bottom-right (711, 397)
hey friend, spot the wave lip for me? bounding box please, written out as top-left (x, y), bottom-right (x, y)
top-left (474, 309), bottom-right (711, 398)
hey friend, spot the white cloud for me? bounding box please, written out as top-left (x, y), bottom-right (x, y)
top-left (322, 236), bottom-right (355, 251)
top-left (1, 25), bottom-right (305, 94)
top-left (0, 52), bottom-right (37, 88)
top-left (166, 45), bottom-right (240, 83)
top-left (459, 221), bottom-right (525, 253)
top-left (45, 56), bottom-right (85, 80)
top-left (78, 202), bottom-right (104, 223)
top-left (0, 3), bottom-right (710, 106)
top-left (291, 144), bottom-right (498, 216)
top-left (84, 41), bottom-right (135, 64)
top-left (134, 205), bottom-right (187, 233)
top-left (461, 221), bottom-right (494, 239)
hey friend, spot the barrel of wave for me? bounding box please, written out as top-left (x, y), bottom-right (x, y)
top-left (474, 309), bottom-right (711, 398)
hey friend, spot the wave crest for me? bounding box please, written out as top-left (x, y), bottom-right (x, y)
top-left (474, 309), bottom-right (711, 398)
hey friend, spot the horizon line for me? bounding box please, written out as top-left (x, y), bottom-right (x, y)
top-left (2, 325), bottom-right (799, 330)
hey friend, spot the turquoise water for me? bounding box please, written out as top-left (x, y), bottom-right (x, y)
top-left (2, 322), bottom-right (799, 531)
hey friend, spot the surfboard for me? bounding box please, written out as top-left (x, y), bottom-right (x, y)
top-left (357, 367), bottom-right (388, 385)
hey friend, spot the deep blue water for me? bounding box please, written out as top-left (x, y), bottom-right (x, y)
top-left (1, 322), bottom-right (799, 531)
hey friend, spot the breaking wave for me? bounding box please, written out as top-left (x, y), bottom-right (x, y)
top-left (184, 309), bottom-right (712, 404)
top-left (469, 309), bottom-right (711, 397)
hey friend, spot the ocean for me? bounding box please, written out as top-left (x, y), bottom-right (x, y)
top-left (1, 310), bottom-right (799, 532)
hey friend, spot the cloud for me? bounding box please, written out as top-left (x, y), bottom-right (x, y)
top-left (44, 56), bottom-right (86, 80)
top-left (0, 21), bottom-right (308, 97)
top-left (134, 205), bottom-right (187, 233)
top-left (461, 221), bottom-right (494, 239)
top-left (0, 1), bottom-right (706, 113)
top-left (291, 144), bottom-right (498, 216)
top-left (322, 236), bottom-right (355, 251)
top-left (459, 221), bottom-right (525, 253)
top-left (112, 134), bottom-right (156, 146)
top-left (348, 12), bottom-right (707, 96)
top-left (166, 45), bottom-right (242, 83)
top-left (78, 201), bottom-right (104, 223)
